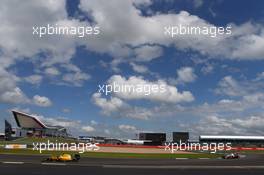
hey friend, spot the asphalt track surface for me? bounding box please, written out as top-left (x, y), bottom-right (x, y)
top-left (0, 154), bottom-right (263, 175)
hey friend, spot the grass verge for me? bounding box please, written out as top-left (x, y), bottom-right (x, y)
top-left (0, 148), bottom-right (220, 159)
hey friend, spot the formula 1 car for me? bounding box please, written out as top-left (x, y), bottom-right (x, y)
top-left (222, 153), bottom-right (240, 159)
top-left (43, 153), bottom-right (81, 162)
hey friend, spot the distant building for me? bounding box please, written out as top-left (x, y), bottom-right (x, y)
top-left (0, 133), bottom-right (5, 140)
top-left (78, 136), bottom-right (106, 143)
top-left (11, 110), bottom-right (68, 138)
top-left (139, 133), bottom-right (166, 146)
top-left (104, 138), bottom-right (124, 145)
top-left (5, 120), bottom-right (12, 140)
top-left (199, 135), bottom-right (264, 147)
top-left (173, 132), bottom-right (189, 143)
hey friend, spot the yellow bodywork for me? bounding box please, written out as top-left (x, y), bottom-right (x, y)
top-left (58, 154), bottom-right (72, 161)
top-left (44, 153), bottom-right (80, 162)
top-left (48, 154), bottom-right (73, 161)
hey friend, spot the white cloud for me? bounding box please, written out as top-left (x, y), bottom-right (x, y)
top-left (92, 92), bottom-right (125, 114)
top-left (92, 92), bottom-right (152, 120)
top-left (62, 72), bottom-right (90, 87)
top-left (0, 0), bottom-right (75, 62)
top-left (130, 62), bottom-right (149, 73)
top-left (34, 114), bottom-right (82, 135)
top-left (92, 74), bottom-right (194, 119)
top-left (0, 68), bottom-right (30, 104)
top-left (107, 75), bottom-right (194, 103)
top-left (118, 124), bottom-right (137, 132)
top-left (176, 67), bottom-right (197, 84)
top-left (215, 74), bottom-right (264, 98)
top-left (0, 87), bottom-right (30, 104)
top-left (45, 67), bottom-right (60, 76)
top-left (81, 125), bottom-right (95, 132)
top-left (231, 29), bottom-right (264, 59)
top-left (215, 76), bottom-right (244, 97)
top-left (0, 0), bottom-right (263, 103)
top-left (33, 95), bottom-right (52, 107)
top-left (0, 0), bottom-right (92, 93)
top-left (24, 75), bottom-right (43, 85)
top-left (79, 0), bottom-right (264, 60)
top-left (189, 115), bottom-right (264, 135)
top-left (134, 45), bottom-right (163, 62)
top-left (35, 115), bottom-right (80, 128)
top-left (0, 0), bottom-right (263, 86)
top-left (0, 68), bottom-right (52, 106)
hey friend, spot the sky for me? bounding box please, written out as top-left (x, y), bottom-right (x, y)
top-left (0, 0), bottom-right (264, 140)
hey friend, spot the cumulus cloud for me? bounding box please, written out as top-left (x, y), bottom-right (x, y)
top-left (107, 75), bottom-right (194, 103)
top-left (79, 0), bottom-right (264, 60)
top-left (92, 92), bottom-right (126, 114)
top-left (0, 68), bottom-right (31, 104)
top-left (33, 114), bottom-right (84, 135)
top-left (176, 67), bottom-right (197, 84)
top-left (134, 45), bottom-right (163, 62)
top-left (0, 67), bottom-right (53, 106)
top-left (189, 115), bottom-right (264, 135)
top-left (215, 76), bottom-right (243, 97)
top-left (215, 74), bottom-right (264, 98)
top-left (35, 115), bottom-right (80, 128)
top-left (92, 74), bottom-right (194, 119)
top-left (130, 62), bottom-right (149, 73)
top-left (33, 95), bottom-right (52, 107)
top-left (0, 87), bottom-right (30, 104)
top-left (0, 0), bottom-right (263, 103)
top-left (62, 72), bottom-right (90, 87)
top-left (118, 124), bottom-right (137, 132)
top-left (81, 125), bottom-right (95, 132)
top-left (24, 75), bottom-right (43, 85)
top-left (45, 67), bottom-right (60, 76)
top-left (92, 92), bottom-right (152, 120)
top-left (0, 0), bottom-right (91, 94)
top-left (0, 0), bottom-right (76, 62)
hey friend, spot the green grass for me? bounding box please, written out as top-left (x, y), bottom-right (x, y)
top-left (235, 150), bottom-right (264, 154)
top-left (78, 152), bottom-right (220, 159)
top-left (0, 148), bottom-right (220, 159)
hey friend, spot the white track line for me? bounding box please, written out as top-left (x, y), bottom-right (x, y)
top-left (41, 163), bottom-right (66, 166)
top-left (103, 165), bottom-right (264, 169)
top-left (175, 158), bottom-right (188, 160)
top-left (2, 161), bottom-right (24, 164)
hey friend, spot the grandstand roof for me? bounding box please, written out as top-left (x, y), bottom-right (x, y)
top-left (12, 110), bottom-right (65, 130)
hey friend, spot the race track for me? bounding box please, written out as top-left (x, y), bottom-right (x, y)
top-left (0, 154), bottom-right (263, 175)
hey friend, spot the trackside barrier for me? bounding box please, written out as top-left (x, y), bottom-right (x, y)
top-left (5, 144), bottom-right (27, 149)
top-left (98, 144), bottom-right (163, 149)
top-left (232, 147), bottom-right (264, 151)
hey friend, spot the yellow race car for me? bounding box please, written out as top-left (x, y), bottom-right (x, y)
top-left (43, 153), bottom-right (81, 162)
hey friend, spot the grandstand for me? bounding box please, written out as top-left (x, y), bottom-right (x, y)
top-left (6, 110), bottom-right (69, 139)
